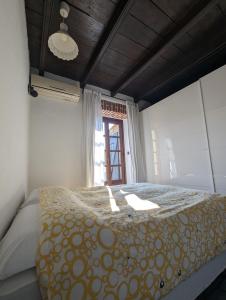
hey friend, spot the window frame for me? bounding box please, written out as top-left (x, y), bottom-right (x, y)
top-left (103, 117), bottom-right (126, 185)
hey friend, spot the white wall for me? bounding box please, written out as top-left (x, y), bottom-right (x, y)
top-left (140, 65), bottom-right (226, 193)
top-left (29, 96), bottom-right (85, 191)
top-left (28, 75), bottom-right (135, 191)
top-left (0, 1), bottom-right (29, 237)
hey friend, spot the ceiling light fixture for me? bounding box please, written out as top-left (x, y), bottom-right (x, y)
top-left (48, 1), bottom-right (79, 61)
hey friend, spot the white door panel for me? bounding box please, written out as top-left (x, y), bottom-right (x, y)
top-left (200, 65), bottom-right (226, 194)
top-left (140, 82), bottom-right (213, 191)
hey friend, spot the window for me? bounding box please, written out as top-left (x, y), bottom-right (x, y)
top-left (103, 117), bottom-right (126, 185)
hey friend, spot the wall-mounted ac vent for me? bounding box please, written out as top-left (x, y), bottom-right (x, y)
top-left (31, 74), bottom-right (80, 103)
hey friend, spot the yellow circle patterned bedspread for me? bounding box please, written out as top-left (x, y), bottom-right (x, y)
top-left (36, 184), bottom-right (226, 300)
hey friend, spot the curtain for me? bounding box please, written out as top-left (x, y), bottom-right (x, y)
top-left (126, 101), bottom-right (146, 183)
top-left (83, 89), bottom-right (105, 187)
top-left (123, 119), bottom-right (133, 184)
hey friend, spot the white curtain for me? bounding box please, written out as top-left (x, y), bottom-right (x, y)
top-left (126, 101), bottom-right (146, 183)
top-left (83, 89), bottom-right (105, 187)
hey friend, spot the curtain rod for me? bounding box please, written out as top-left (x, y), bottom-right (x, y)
top-left (83, 86), bottom-right (133, 104)
top-left (102, 93), bottom-right (124, 100)
top-left (101, 93), bottom-right (133, 105)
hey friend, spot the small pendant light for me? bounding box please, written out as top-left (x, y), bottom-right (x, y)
top-left (48, 1), bottom-right (79, 61)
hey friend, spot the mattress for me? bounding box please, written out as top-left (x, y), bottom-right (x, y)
top-left (1, 250), bottom-right (226, 300)
top-left (164, 249), bottom-right (226, 300)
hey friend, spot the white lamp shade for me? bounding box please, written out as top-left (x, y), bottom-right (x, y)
top-left (48, 31), bottom-right (79, 61)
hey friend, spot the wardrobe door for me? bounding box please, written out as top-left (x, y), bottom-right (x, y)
top-left (200, 65), bottom-right (226, 195)
top-left (140, 82), bottom-right (213, 191)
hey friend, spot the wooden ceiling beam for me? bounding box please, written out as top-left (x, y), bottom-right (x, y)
top-left (111, 0), bottom-right (219, 96)
top-left (39, 0), bottom-right (55, 76)
top-left (81, 0), bottom-right (135, 88)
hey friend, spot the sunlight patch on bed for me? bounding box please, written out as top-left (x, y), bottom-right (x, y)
top-left (120, 189), bottom-right (129, 195)
top-left (107, 186), bottom-right (120, 212)
top-left (125, 194), bottom-right (160, 211)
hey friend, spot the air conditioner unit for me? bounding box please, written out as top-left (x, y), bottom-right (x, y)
top-left (31, 74), bottom-right (80, 103)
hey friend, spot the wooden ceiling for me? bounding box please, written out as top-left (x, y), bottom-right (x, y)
top-left (25, 0), bottom-right (226, 110)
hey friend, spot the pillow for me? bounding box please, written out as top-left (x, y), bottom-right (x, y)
top-left (0, 203), bottom-right (40, 280)
top-left (20, 189), bottom-right (40, 209)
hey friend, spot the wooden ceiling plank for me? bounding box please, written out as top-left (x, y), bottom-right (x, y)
top-left (139, 7), bottom-right (226, 102)
top-left (139, 40), bottom-right (226, 103)
top-left (39, 0), bottom-right (56, 76)
top-left (111, 0), bottom-right (219, 96)
top-left (118, 14), bottom-right (159, 49)
top-left (141, 42), bottom-right (226, 110)
top-left (81, 0), bottom-right (135, 87)
top-left (67, 0), bottom-right (116, 26)
top-left (25, 0), bottom-right (44, 16)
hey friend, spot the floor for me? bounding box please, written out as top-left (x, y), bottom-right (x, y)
top-left (196, 269), bottom-right (226, 300)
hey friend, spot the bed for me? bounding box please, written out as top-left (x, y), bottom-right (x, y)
top-left (0, 183), bottom-right (226, 300)
top-left (1, 251), bottom-right (226, 300)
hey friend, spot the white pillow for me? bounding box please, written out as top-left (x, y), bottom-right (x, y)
top-left (0, 204), bottom-right (40, 280)
top-left (21, 189), bottom-right (40, 209)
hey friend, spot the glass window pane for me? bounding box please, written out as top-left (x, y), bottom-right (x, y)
top-left (111, 166), bottom-right (121, 180)
top-left (110, 137), bottom-right (120, 150)
top-left (109, 123), bottom-right (120, 137)
top-left (104, 167), bottom-right (107, 182)
top-left (110, 151), bottom-right (121, 165)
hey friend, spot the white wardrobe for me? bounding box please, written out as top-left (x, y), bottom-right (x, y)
top-left (140, 65), bottom-right (226, 194)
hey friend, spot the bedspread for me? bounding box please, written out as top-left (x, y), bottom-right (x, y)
top-left (36, 183), bottom-right (226, 300)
